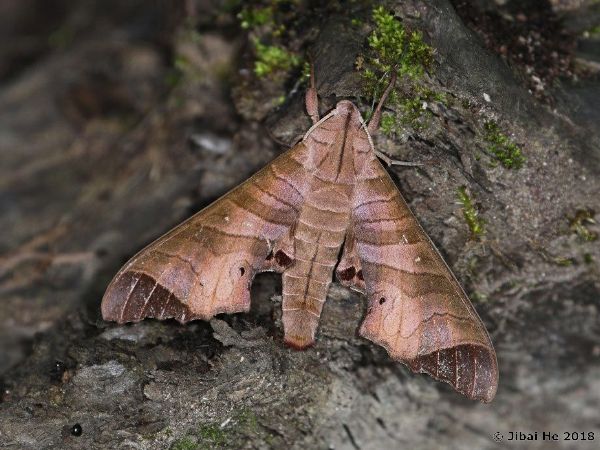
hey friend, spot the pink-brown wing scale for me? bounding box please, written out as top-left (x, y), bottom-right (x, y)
top-left (101, 143), bottom-right (310, 324)
top-left (344, 157), bottom-right (498, 402)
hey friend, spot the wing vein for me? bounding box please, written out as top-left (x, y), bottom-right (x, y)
top-left (119, 274), bottom-right (141, 322)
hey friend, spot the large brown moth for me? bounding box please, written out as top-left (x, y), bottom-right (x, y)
top-left (102, 69), bottom-right (498, 402)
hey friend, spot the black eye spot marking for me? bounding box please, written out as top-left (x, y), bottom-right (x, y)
top-left (379, 297), bottom-right (386, 305)
top-left (275, 250), bottom-right (292, 268)
top-left (239, 267), bottom-right (246, 276)
top-left (338, 266), bottom-right (356, 281)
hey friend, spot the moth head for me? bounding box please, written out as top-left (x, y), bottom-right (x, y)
top-left (335, 100), bottom-right (367, 139)
top-left (334, 100), bottom-right (375, 164)
top-left (335, 100), bottom-right (360, 117)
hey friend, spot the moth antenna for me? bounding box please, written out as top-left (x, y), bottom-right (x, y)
top-left (305, 61), bottom-right (319, 124)
top-left (367, 71), bottom-right (398, 134)
top-left (358, 112), bottom-right (376, 155)
top-left (302, 110), bottom-right (337, 141)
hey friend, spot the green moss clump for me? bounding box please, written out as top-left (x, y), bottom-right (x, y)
top-left (398, 97), bottom-right (424, 128)
top-left (300, 60), bottom-right (311, 82)
top-left (171, 409), bottom-right (261, 449)
top-left (457, 186), bottom-right (485, 237)
top-left (586, 25), bottom-right (600, 37)
top-left (252, 38), bottom-right (300, 78)
top-left (367, 6), bottom-right (432, 79)
top-left (380, 112), bottom-right (398, 135)
top-left (359, 7), bottom-right (445, 132)
top-left (471, 291), bottom-right (489, 303)
top-left (483, 121), bottom-right (525, 169)
top-left (553, 256), bottom-right (575, 267)
top-left (238, 6), bottom-right (273, 30)
top-left (361, 6), bottom-right (433, 102)
top-left (569, 209), bottom-right (598, 242)
top-left (381, 86), bottom-right (448, 134)
top-left (236, 408), bottom-right (259, 432)
top-left (197, 423), bottom-right (227, 447)
top-left (170, 436), bottom-right (200, 450)
top-left (379, 98), bottom-right (425, 134)
top-left (237, 3), bottom-right (300, 82)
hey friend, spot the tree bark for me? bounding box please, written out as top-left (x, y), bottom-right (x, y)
top-left (1, 1), bottom-right (599, 449)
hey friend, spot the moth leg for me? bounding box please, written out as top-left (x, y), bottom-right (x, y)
top-left (305, 63), bottom-right (319, 124)
top-left (375, 150), bottom-right (423, 167)
top-left (367, 71), bottom-right (397, 134)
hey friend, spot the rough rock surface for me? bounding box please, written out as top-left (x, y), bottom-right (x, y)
top-left (1, 1), bottom-right (599, 449)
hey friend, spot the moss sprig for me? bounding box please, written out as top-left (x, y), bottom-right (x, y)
top-left (483, 121), bottom-right (525, 170)
top-left (367, 6), bottom-right (433, 79)
top-left (252, 38), bottom-right (300, 78)
top-left (237, 3), bottom-right (302, 80)
top-left (238, 6), bottom-right (273, 30)
top-left (569, 209), bottom-right (598, 242)
top-left (359, 7), bottom-right (440, 131)
top-left (457, 186), bottom-right (485, 238)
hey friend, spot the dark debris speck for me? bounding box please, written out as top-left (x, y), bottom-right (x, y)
top-left (71, 423), bottom-right (82, 436)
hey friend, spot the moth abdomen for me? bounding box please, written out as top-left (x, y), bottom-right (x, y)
top-left (280, 188), bottom-right (351, 348)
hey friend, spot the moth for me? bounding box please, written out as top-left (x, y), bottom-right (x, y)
top-left (102, 70), bottom-right (498, 402)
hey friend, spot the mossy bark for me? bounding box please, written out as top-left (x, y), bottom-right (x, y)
top-left (1, 1), bottom-right (599, 449)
